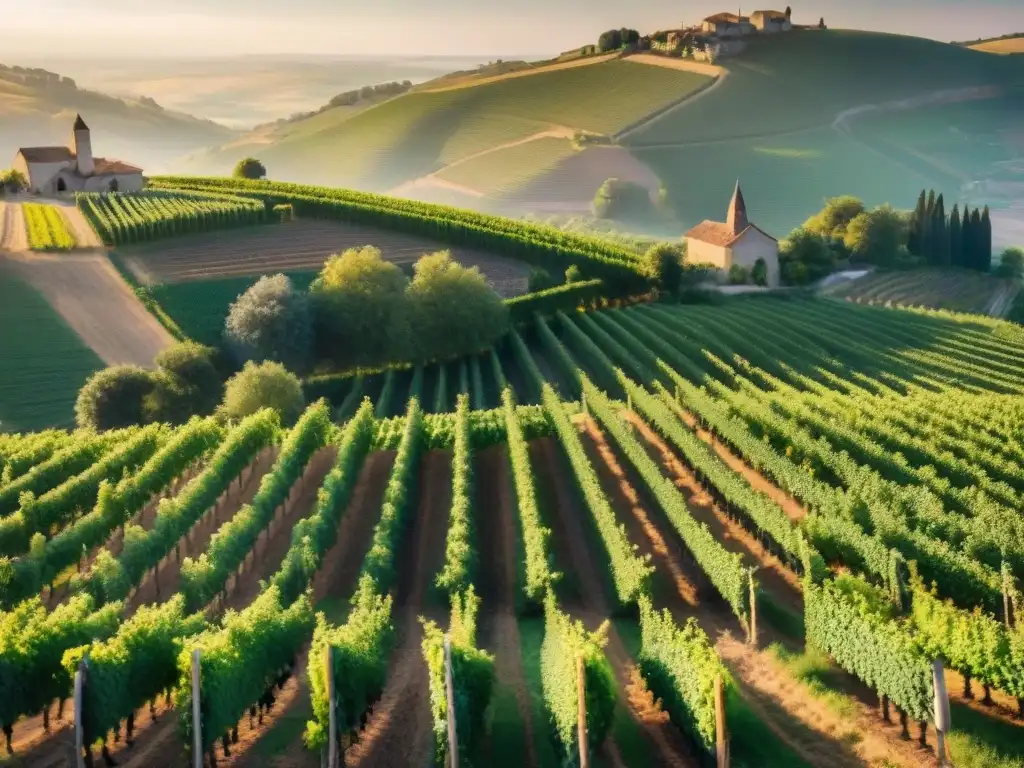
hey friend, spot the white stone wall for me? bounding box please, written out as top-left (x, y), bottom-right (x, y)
top-left (730, 228), bottom-right (780, 286)
top-left (81, 173), bottom-right (143, 193)
top-left (686, 238), bottom-right (731, 272)
top-left (22, 160), bottom-right (72, 193)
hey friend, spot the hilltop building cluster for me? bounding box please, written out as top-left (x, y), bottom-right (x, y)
top-left (12, 114), bottom-right (144, 195)
top-left (649, 6), bottom-right (823, 60)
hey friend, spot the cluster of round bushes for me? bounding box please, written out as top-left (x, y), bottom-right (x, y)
top-left (223, 246), bottom-right (510, 375)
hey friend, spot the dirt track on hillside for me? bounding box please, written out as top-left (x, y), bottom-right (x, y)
top-left (2, 251), bottom-right (173, 367)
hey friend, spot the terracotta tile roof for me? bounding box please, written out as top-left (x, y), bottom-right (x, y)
top-left (17, 146), bottom-right (74, 163)
top-left (703, 12), bottom-right (744, 24)
top-left (92, 157), bottom-right (142, 175)
top-left (685, 221), bottom-right (778, 246)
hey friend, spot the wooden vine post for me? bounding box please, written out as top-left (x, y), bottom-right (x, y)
top-left (1002, 563), bottom-right (1015, 629)
top-left (748, 572), bottom-right (758, 649)
top-left (74, 655), bottom-right (88, 768)
top-left (715, 674), bottom-right (729, 768)
top-left (577, 654), bottom-right (590, 768)
top-left (444, 635), bottom-right (459, 768)
top-left (325, 644), bottom-right (338, 768)
top-left (933, 658), bottom-right (951, 767)
top-left (191, 648), bottom-right (203, 768)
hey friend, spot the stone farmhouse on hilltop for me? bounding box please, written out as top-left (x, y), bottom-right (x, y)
top-left (701, 8), bottom-right (793, 37)
top-left (684, 182), bottom-right (780, 287)
top-left (12, 114), bottom-right (144, 195)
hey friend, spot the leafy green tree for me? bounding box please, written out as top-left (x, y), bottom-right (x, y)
top-left (843, 205), bottom-right (907, 266)
top-left (995, 247), bottom-right (1024, 278)
top-left (406, 251), bottom-right (509, 363)
top-left (778, 227), bottom-right (836, 284)
top-left (640, 243), bottom-right (685, 295)
top-left (591, 178), bottom-right (657, 223)
top-left (309, 246), bottom-right (409, 368)
top-left (75, 366), bottom-right (158, 430)
top-left (0, 169), bottom-right (27, 193)
top-left (598, 30), bottom-right (622, 51)
top-left (232, 157), bottom-right (266, 180)
top-left (565, 264), bottom-right (582, 284)
top-left (220, 361), bottom-right (305, 425)
top-left (153, 341), bottom-right (223, 418)
top-left (225, 274), bottom-right (312, 371)
top-left (803, 195), bottom-right (865, 240)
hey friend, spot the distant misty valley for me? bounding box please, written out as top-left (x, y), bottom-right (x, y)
top-left (12, 55), bottom-right (538, 129)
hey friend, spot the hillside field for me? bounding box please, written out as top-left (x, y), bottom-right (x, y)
top-left (3, 296), bottom-right (1024, 768)
top-left (824, 268), bottom-right (1019, 316)
top-left (184, 59), bottom-right (713, 189)
top-left (0, 270), bottom-right (103, 431)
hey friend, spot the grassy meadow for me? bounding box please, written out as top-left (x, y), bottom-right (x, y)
top-left (0, 272), bottom-right (103, 431)
top-left (435, 137), bottom-right (580, 196)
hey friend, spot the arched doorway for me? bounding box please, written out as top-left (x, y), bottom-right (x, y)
top-left (108, 178), bottom-right (119, 192)
top-left (56, 177), bottom-right (66, 193)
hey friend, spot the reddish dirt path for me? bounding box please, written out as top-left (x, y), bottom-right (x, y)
top-left (111, 449), bottom-right (397, 768)
top-left (45, 463), bottom-right (204, 609)
top-left (474, 444), bottom-right (539, 768)
top-left (345, 449), bottom-right (452, 768)
top-left (614, 413), bottom-right (804, 623)
top-left (126, 447), bottom-right (279, 614)
top-left (581, 414), bottom-right (944, 768)
top-left (529, 437), bottom-right (697, 768)
top-left (666, 397), bottom-right (806, 524)
top-left (5, 448), bottom-right (279, 765)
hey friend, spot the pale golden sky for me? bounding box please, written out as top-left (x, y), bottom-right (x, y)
top-left (2, 0), bottom-right (1021, 57)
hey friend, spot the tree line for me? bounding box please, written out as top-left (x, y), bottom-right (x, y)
top-left (907, 188), bottom-right (992, 271)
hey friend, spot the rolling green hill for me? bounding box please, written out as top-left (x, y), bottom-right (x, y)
top-left (0, 64), bottom-right (236, 172)
top-left (179, 58), bottom-right (713, 189)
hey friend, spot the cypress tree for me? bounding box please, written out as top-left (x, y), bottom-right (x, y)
top-left (934, 194), bottom-right (948, 266)
top-left (908, 189), bottom-right (927, 257)
top-left (962, 207), bottom-right (975, 269)
top-left (970, 208), bottom-right (983, 271)
top-left (978, 207), bottom-right (987, 274)
top-left (949, 204), bottom-right (963, 268)
top-left (923, 189), bottom-right (937, 262)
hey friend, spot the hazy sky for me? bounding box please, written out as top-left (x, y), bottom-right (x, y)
top-left (2, 0), bottom-right (1022, 58)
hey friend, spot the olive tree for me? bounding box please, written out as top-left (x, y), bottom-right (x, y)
top-left (225, 274), bottom-right (312, 371)
top-left (75, 366), bottom-right (158, 430)
top-left (309, 246), bottom-right (409, 368)
top-left (406, 251), bottom-right (510, 363)
top-left (233, 157), bottom-right (266, 180)
top-left (220, 361), bottom-right (304, 425)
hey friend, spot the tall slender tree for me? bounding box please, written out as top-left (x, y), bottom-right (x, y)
top-left (934, 194), bottom-right (948, 266)
top-left (908, 189), bottom-right (927, 257)
top-left (981, 206), bottom-right (993, 272)
top-left (969, 208), bottom-right (984, 271)
top-left (948, 204), bottom-right (963, 268)
top-left (923, 189), bottom-right (937, 262)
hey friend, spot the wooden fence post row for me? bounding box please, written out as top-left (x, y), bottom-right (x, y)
top-left (445, 635), bottom-right (459, 768)
top-left (577, 654), bottom-right (589, 768)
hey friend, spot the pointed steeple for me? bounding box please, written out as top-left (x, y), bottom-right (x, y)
top-left (73, 113), bottom-right (89, 131)
top-left (726, 180), bottom-right (748, 234)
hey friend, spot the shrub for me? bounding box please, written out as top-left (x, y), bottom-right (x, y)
top-left (225, 274), bottom-right (313, 372)
top-left (751, 258), bottom-right (769, 287)
top-left (153, 341), bottom-right (223, 416)
top-left (640, 243), bottom-right (685, 294)
top-left (591, 178), bottom-right (656, 223)
top-left (406, 251), bottom-right (509, 363)
top-left (565, 264), bottom-right (582, 284)
top-left (995, 247), bottom-right (1023, 279)
top-left (844, 205), bottom-right (908, 266)
top-left (728, 264), bottom-right (750, 285)
top-left (233, 157), bottom-right (266, 180)
top-left (779, 227), bottom-right (837, 284)
top-left (220, 361), bottom-right (305, 425)
top-left (528, 267), bottom-right (556, 292)
top-left (75, 366), bottom-right (158, 431)
top-left (309, 246), bottom-right (410, 369)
